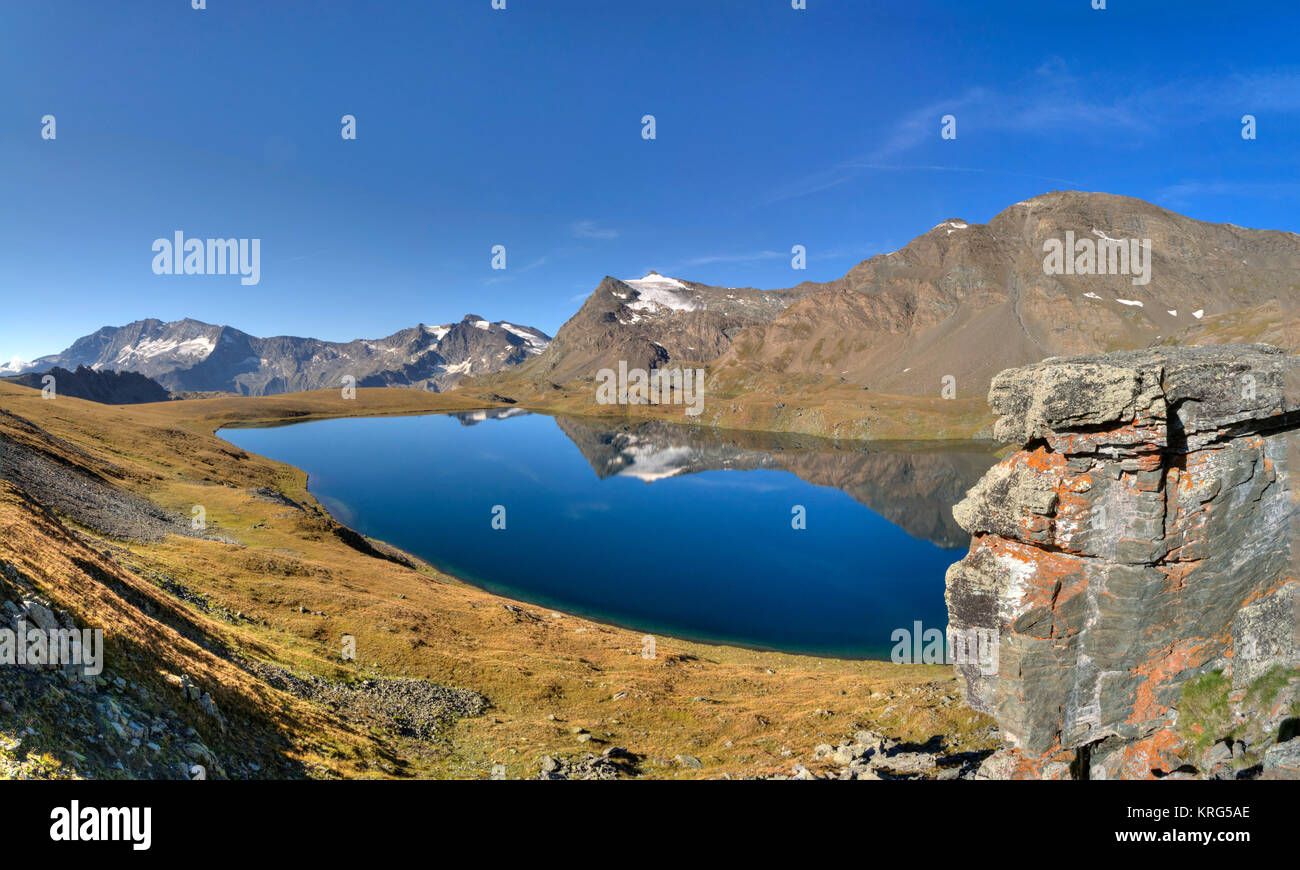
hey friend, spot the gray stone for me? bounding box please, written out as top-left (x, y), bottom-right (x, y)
top-left (1262, 739), bottom-right (1300, 779)
top-left (23, 601), bottom-right (60, 633)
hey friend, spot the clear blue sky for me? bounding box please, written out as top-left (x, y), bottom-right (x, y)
top-left (2, 0), bottom-right (1297, 363)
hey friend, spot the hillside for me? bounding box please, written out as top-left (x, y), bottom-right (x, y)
top-left (715, 192), bottom-right (1300, 400)
top-left (1161, 299), bottom-right (1300, 352)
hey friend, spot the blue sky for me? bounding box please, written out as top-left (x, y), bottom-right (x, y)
top-left (2, 0), bottom-right (1298, 362)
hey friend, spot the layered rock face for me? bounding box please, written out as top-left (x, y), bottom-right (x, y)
top-left (946, 344), bottom-right (1299, 779)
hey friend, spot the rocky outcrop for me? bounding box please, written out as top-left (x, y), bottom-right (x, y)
top-left (946, 344), bottom-right (1299, 779)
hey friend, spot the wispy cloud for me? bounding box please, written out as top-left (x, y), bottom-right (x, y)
top-left (680, 250), bottom-right (787, 267)
top-left (656, 245), bottom-right (888, 285)
top-left (1156, 179), bottom-right (1300, 204)
top-left (653, 249), bottom-right (789, 278)
top-left (765, 90), bottom-right (985, 203)
top-left (484, 255), bottom-right (548, 285)
top-left (842, 164), bottom-right (1083, 187)
top-left (571, 220), bottom-right (619, 240)
top-left (765, 66), bottom-right (1300, 205)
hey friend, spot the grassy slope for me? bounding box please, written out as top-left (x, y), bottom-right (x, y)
top-left (1159, 301), bottom-right (1299, 352)
top-left (0, 382), bottom-right (994, 779)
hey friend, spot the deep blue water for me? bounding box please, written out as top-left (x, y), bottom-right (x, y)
top-left (221, 412), bottom-right (994, 659)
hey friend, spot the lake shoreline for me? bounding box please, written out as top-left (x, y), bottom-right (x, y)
top-left (0, 380), bottom-right (998, 780)
top-left (221, 409), bottom-right (993, 661)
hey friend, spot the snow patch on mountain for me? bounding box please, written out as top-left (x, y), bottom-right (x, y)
top-left (115, 336), bottom-right (216, 364)
top-left (501, 322), bottom-right (548, 345)
top-left (501, 322), bottom-right (550, 354)
top-left (623, 274), bottom-right (699, 313)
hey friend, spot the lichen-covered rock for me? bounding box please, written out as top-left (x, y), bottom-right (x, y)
top-left (946, 344), bottom-right (1299, 779)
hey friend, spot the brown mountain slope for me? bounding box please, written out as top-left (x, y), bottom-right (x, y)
top-left (1161, 299), bottom-right (1299, 352)
top-left (465, 192), bottom-right (1297, 439)
top-left (477, 272), bottom-right (812, 387)
top-left (714, 191), bottom-right (1300, 401)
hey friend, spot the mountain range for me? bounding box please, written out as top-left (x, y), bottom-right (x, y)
top-left (8, 315), bottom-right (550, 396)
top-left (711, 191), bottom-right (1300, 398)
top-left (8, 191), bottom-right (1297, 419)
top-left (484, 192), bottom-right (1299, 411)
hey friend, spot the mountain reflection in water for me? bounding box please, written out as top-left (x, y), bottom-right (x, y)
top-left (224, 410), bottom-right (999, 658)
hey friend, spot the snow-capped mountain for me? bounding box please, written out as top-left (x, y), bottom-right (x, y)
top-left (12, 316), bottom-right (551, 396)
top-left (511, 271), bottom-right (814, 383)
